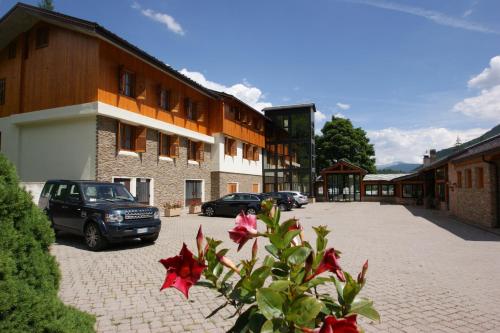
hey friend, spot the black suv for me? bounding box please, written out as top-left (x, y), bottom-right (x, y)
top-left (38, 180), bottom-right (161, 251)
top-left (202, 192), bottom-right (266, 217)
top-left (264, 192), bottom-right (294, 211)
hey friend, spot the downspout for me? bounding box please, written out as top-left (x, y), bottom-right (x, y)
top-left (483, 155), bottom-right (500, 228)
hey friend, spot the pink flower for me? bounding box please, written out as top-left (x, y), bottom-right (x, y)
top-left (311, 248), bottom-right (346, 282)
top-left (318, 315), bottom-right (359, 333)
top-left (228, 212), bottom-right (258, 251)
top-left (159, 243), bottom-right (207, 298)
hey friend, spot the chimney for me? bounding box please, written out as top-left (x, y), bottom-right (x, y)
top-left (429, 149), bottom-right (437, 163)
top-left (423, 155), bottom-right (430, 167)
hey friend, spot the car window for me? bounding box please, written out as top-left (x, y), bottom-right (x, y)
top-left (52, 183), bottom-right (68, 201)
top-left (239, 194), bottom-right (251, 200)
top-left (81, 183), bottom-right (135, 202)
top-left (222, 194), bottom-right (236, 201)
top-left (250, 195), bottom-right (260, 201)
top-left (67, 184), bottom-right (81, 202)
top-left (40, 183), bottom-right (55, 198)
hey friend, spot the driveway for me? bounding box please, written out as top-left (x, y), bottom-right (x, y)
top-left (51, 202), bottom-right (500, 332)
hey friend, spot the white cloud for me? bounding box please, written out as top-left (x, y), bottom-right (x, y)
top-left (346, 0), bottom-right (499, 34)
top-left (453, 55), bottom-right (500, 122)
top-left (368, 127), bottom-right (488, 165)
top-left (179, 69), bottom-right (272, 111)
top-left (336, 102), bottom-right (351, 110)
top-left (132, 2), bottom-right (184, 35)
top-left (334, 112), bottom-right (347, 119)
top-left (467, 56), bottom-right (500, 89)
top-left (315, 110), bottom-right (327, 122)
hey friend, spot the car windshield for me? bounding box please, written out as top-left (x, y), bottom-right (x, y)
top-left (81, 184), bottom-right (135, 202)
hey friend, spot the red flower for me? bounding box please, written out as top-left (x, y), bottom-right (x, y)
top-left (228, 212), bottom-right (258, 251)
top-left (318, 315), bottom-right (359, 333)
top-left (315, 248), bottom-right (346, 282)
top-left (159, 243), bottom-right (207, 298)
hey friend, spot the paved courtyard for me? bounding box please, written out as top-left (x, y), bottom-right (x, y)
top-left (51, 202), bottom-right (500, 333)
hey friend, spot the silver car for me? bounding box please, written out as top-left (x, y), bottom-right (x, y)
top-left (279, 191), bottom-right (308, 208)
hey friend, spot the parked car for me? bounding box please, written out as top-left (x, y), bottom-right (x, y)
top-left (279, 191), bottom-right (309, 208)
top-left (202, 193), bottom-right (265, 217)
top-left (38, 180), bottom-right (161, 251)
top-left (264, 192), bottom-right (294, 211)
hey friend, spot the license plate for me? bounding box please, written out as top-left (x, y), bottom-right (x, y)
top-left (137, 228), bottom-right (148, 234)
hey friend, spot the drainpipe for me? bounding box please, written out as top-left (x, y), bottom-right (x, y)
top-left (483, 155), bottom-right (500, 228)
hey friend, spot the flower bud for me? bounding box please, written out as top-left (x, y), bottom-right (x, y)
top-left (357, 260), bottom-right (368, 284)
top-left (252, 239), bottom-right (258, 260)
top-left (216, 254), bottom-right (240, 274)
top-left (196, 225), bottom-right (204, 259)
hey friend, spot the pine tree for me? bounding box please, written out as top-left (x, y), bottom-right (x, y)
top-left (38, 0), bottom-right (55, 11)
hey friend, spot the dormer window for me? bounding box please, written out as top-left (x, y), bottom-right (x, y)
top-left (119, 68), bottom-right (135, 98)
top-left (35, 27), bottom-right (49, 49)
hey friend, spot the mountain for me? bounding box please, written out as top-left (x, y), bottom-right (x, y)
top-left (436, 124), bottom-right (500, 160)
top-left (377, 162), bottom-right (421, 173)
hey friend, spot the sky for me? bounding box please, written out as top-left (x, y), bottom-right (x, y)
top-left (1, 0), bottom-right (499, 165)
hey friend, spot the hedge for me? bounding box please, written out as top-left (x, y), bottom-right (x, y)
top-left (0, 154), bottom-right (95, 333)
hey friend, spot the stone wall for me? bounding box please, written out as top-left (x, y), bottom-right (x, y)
top-left (211, 171), bottom-right (262, 199)
top-left (449, 160), bottom-right (498, 228)
top-left (95, 116), bottom-right (212, 209)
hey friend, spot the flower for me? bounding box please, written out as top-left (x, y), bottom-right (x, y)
top-left (318, 315), bottom-right (359, 333)
top-left (159, 243), bottom-right (207, 298)
top-left (314, 248), bottom-right (346, 282)
top-left (228, 212), bottom-right (258, 251)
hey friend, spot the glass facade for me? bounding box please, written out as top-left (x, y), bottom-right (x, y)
top-left (263, 105), bottom-right (316, 196)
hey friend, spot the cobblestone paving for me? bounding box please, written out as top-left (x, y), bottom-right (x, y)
top-left (51, 202), bottom-right (500, 332)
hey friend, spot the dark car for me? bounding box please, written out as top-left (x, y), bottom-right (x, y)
top-left (38, 180), bottom-right (161, 251)
top-left (202, 192), bottom-right (265, 217)
top-left (264, 192), bottom-right (294, 211)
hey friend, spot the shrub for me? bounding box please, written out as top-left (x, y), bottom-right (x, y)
top-left (0, 154), bottom-right (95, 333)
top-left (159, 200), bottom-right (379, 332)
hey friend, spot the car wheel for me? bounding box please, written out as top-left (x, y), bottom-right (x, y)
top-left (246, 208), bottom-right (257, 215)
top-left (141, 233), bottom-right (159, 244)
top-left (278, 203), bottom-right (287, 211)
top-left (85, 222), bottom-right (108, 251)
top-left (294, 202), bottom-right (301, 208)
top-left (204, 206), bottom-right (215, 217)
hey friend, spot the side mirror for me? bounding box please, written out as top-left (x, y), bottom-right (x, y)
top-left (134, 196), bottom-right (139, 202)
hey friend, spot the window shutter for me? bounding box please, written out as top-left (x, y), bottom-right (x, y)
top-left (184, 97), bottom-right (190, 116)
top-left (196, 102), bottom-right (205, 122)
top-left (158, 131), bottom-right (162, 156)
top-left (135, 126), bottom-right (147, 152)
top-left (136, 75), bottom-right (146, 100)
top-left (118, 65), bottom-right (125, 94)
top-left (253, 147), bottom-right (259, 161)
top-left (192, 102), bottom-right (198, 121)
top-left (231, 140), bottom-right (237, 156)
top-left (116, 120), bottom-right (121, 153)
top-left (157, 84), bottom-right (163, 107)
top-left (197, 142), bottom-right (204, 162)
top-left (169, 135), bottom-right (179, 157)
top-left (242, 111), bottom-right (248, 123)
top-left (171, 91), bottom-right (179, 113)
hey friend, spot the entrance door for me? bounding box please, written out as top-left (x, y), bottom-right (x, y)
top-left (186, 180), bottom-right (203, 206)
top-left (227, 183), bottom-right (238, 194)
top-left (327, 174), bottom-right (360, 202)
top-left (136, 178), bottom-right (151, 204)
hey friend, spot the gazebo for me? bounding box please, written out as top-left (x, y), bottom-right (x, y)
top-left (317, 159), bottom-right (367, 202)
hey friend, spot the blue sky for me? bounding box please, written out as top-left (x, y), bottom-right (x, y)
top-left (1, 0), bottom-right (500, 164)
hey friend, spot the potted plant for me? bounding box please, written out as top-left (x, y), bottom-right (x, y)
top-left (159, 199), bottom-right (379, 332)
top-left (164, 201), bottom-right (182, 217)
top-left (188, 199), bottom-right (202, 214)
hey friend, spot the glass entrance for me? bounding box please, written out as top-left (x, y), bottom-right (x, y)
top-left (327, 174), bottom-right (361, 202)
top-left (186, 180), bottom-right (203, 206)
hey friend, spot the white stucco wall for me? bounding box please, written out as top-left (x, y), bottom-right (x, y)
top-left (211, 133), bottom-right (263, 176)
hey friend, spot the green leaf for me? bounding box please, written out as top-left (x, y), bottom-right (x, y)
top-left (306, 277), bottom-right (331, 288)
top-left (282, 229), bottom-right (302, 247)
top-left (273, 207), bottom-right (281, 226)
top-left (287, 296), bottom-right (324, 326)
top-left (279, 218), bottom-right (299, 234)
top-left (258, 214), bottom-right (275, 228)
top-left (263, 255), bottom-right (275, 267)
top-left (283, 247), bottom-right (312, 266)
top-left (265, 244), bottom-right (280, 258)
top-left (269, 233), bottom-right (285, 249)
top-left (349, 297), bottom-right (380, 322)
top-left (333, 278), bottom-right (345, 305)
top-left (268, 280), bottom-right (291, 292)
top-left (260, 320), bottom-right (274, 333)
top-left (342, 273), bottom-right (361, 306)
top-left (250, 266), bottom-right (272, 289)
top-left (227, 305), bottom-right (257, 333)
top-left (256, 288), bottom-right (284, 320)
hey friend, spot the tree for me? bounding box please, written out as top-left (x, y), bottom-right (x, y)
top-left (316, 116), bottom-right (376, 173)
top-left (38, 0), bottom-right (54, 10)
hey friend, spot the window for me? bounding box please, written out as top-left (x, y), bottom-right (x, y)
top-left (67, 184), bottom-right (82, 202)
top-left (437, 183), bottom-right (446, 202)
top-left (8, 42), bottom-right (16, 59)
top-left (184, 98), bottom-right (198, 120)
top-left (118, 122), bottom-right (147, 152)
top-left (35, 26), bottom-right (49, 49)
top-left (53, 183), bottom-right (68, 201)
top-left (243, 143), bottom-right (254, 160)
top-left (253, 147), bottom-right (259, 161)
top-left (224, 137), bottom-right (237, 156)
top-left (252, 183), bottom-right (260, 193)
top-left (188, 140), bottom-right (204, 162)
top-left (402, 184), bottom-right (423, 198)
top-left (0, 78), bottom-right (5, 105)
top-left (159, 88), bottom-right (170, 110)
top-left (457, 171), bottom-right (462, 188)
top-left (159, 133), bottom-right (176, 157)
top-left (119, 68), bottom-right (135, 97)
top-left (232, 106), bottom-right (241, 122)
top-left (365, 184), bottom-right (379, 196)
top-left (227, 183), bottom-right (238, 194)
top-left (40, 182), bottom-right (55, 198)
top-left (476, 167), bottom-right (484, 189)
top-left (465, 169), bottom-right (472, 188)
top-left (381, 184), bottom-right (394, 196)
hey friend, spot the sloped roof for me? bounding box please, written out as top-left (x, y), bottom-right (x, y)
top-left (263, 103), bottom-right (317, 113)
top-left (363, 174), bottom-right (408, 182)
top-left (320, 159), bottom-right (368, 174)
top-left (451, 133), bottom-right (500, 163)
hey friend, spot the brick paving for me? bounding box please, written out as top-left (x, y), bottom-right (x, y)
top-left (51, 202), bottom-right (500, 332)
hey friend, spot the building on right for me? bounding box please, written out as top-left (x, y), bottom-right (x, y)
top-left (262, 104), bottom-right (316, 197)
